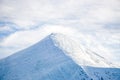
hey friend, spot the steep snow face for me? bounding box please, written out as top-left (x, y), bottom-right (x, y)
top-left (0, 34), bottom-right (91, 80)
top-left (51, 33), bottom-right (120, 68)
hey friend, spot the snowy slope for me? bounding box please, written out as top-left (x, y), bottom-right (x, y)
top-left (51, 33), bottom-right (120, 68)
top-left (0, 34), bottom-right (91, 80)
top-left (0, 33), bottom-right (120, 80)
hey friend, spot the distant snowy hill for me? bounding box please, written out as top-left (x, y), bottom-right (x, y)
top-left (0, 33), bottom-right (120, 80)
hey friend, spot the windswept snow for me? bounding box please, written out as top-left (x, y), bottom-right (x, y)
top-left (51, 33), bottom-right (120, 68)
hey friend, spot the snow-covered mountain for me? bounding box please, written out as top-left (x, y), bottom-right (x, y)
top-left (0, 33), bottom-right (120, 80)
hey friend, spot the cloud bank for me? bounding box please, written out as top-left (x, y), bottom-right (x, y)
top-left (0, 0), bottom-right (120, 64)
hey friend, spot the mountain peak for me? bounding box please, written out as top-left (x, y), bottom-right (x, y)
top-left (0, 33), bottom-right (92, 80)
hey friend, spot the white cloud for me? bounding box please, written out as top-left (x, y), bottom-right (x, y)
top-left (0, 0), bottom-right (119, 28)
top-left (0, 26), bottom-right (13, 32)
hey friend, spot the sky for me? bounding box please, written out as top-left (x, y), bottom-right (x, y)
top-left (0, 0), bottom-right (120, 63)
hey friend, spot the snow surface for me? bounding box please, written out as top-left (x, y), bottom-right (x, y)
top-left (51, 33), bottom-right (120, 68)
top-left (0, 33), bottom-right (120, 80)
